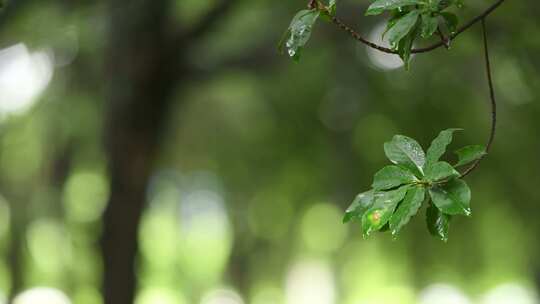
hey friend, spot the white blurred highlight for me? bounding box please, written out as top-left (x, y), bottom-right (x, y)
top-left (481, 283), bottom-right (538, 304)
top-left (0, 44), bottom-right (54, 119)
top-left (418, 284), bottom-right (471, 304)
top-left (365, 22), bottom-right (404, 71)
top-left (201, 288), bottom-right (244, 304)
top-left (286, 260), bottom-right (335, 304)
top-left (13, 288), bottom-right (71, 304)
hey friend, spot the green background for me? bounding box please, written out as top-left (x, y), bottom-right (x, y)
top-left (0, 0), bottom-right (538, 303)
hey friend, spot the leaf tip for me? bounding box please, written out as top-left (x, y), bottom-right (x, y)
top-left (363, 227), bottom-right (373, 239)
top-left (342, 215), bottom-right (350, 224)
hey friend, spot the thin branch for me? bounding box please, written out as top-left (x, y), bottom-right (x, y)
top-left (330, 16), bottom-right (394, 53)
top-left (330, 0), bottom-right (505, 54)
top-left (460, 18), bottom-right (497, 178)
top-left (437, 27), bottom-right (450, 49)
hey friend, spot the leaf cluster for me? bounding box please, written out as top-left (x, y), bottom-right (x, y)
top-left (343, 129), bottom-right (486, 241)
top-left (366, 0), bottom-right (463, 68)
top-left (279, 0), bottom-right (464, 69)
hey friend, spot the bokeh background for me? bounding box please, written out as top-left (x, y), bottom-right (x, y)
top-left (0, 0), bottom-right (539, 303)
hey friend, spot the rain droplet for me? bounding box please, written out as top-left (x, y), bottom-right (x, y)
top-left (288, 48), bottom-right (296, 57)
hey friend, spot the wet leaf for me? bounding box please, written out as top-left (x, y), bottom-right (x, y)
top-left (384, 135), bottom-right (426, 177)
top-left (441, 12), bottom-right (458, 34)
top-left (440, 0), bottom-right (463, 10)
top-left (452, 0), bottom-right (464, 9)
top-left (366, 0), bottom-right (422, 16)
top-left (362, 186), bottom-right (409, 237)
top-left (386, 10), bottom-right (420, 49)
top-left (425, 161), bottom-right (460, 182)
top-left (426, 202), bottom-right (451, 241)
top-left (420, 13), bottom-right (439, 38)
top-left (382, 10), bottom-right (407, 39)
top-left (397, 29), bottom-right (416, 70)
top-left (427, 0), bottom-right (441, 11)
top-left (379, 222), bottom-right (390, 232)
top-left (454, 145), bottom-right (487, 167)
top-left (429, 178), bottom-right (471, 215)
top-left (372, 165), bottom-right (417, 191)
top-left (329, 0), bottom-right (337, 15)
top-left (343, 190), bottom-right (379, 223)
top-left (320, 0), bottom-right (338, 21)
top-left (279, 9), bottom-right (320, 61)
top-left (390, 185), bottom-right (425, 235)
top-left (425, 128), bottom-right (461, 169)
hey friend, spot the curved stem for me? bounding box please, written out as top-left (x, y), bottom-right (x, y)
top-left (330, 0), bottom-right (505, 54)
top-left (330, 15), bottom-right (394, 53)
top-left (460, 18), bottom-right (497, 178)
top-left (327, 1), bottom-right (500, 179)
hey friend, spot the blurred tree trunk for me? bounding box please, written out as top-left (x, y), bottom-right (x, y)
top-left (6, 198), bottom-right (26, 301)
top-left (101, 1), bottom-right (238, 303)
top-left (101, 1), bottom-right (178, 304)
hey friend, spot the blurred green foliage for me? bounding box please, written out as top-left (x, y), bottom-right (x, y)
top-left (0, 0), bottom-right (539, 303)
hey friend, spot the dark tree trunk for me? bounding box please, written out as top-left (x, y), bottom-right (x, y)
top-left (7, 201), bottom-right (25, 302)
top-left (100, 1), bottom-right (179, 304)
top-left (100, 0), bottom-right (239, 302)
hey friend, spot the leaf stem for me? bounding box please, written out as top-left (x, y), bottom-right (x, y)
top-left (316, 1), bottom-right (500, 179)
top-left (328, 0), bottom-right (505, 54)
top-left (460, 18), bottom-right (497, 178)
top-left (437, 27), bottom-right (450, 49)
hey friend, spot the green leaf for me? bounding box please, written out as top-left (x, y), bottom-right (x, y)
top-left (366, 0), bottom-right (422, 16)
top-left (452, 0), bottom-right (464, 9)
top-left (427, 0), bottom-right (441, 11)
top-left (437, 0), bottom-right (450, 10)
top-left (441, 12), bottom-right (458, 34)
top-left (397, 29), bottom-right (416, 70)
top-left (384, 135), bottom-right (426, 177)
top-left (372, 165), bottom-right (417, 191)
top-left (362, 186), bottom-right (409, 237)
top-left (379, 223), bottom-right (390, 232)
top-left (329, 0), bottom-right (337, 15)
top-left (382, 10), bottom-right (406, 39)
top-left (454, 145), bottom-right (487, 167)
top-left (425, 161), bottom-right (460, 182)
top-left (390, 185), bottom-right (426, 235)
top-left (429, 178), bottom-right (471, 215)
top-left (281, 9), bottom-right (320, 61)
top-left (386, 10), bottom-right (420, 49)
top-left (320, 0), bottom-right (338, 21)
top-left (426, 202), bottom-right (451, 242)
top-left (439, 0), bottom-right (463, 10)
top-left (420, 13), bottom-right (439, 38)
top-left (343, 190), bottom-right (379, 223)
top-left (425, 128), bottom-right (461, 169)
top-left (277, 28), bottom-right (291, 54)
